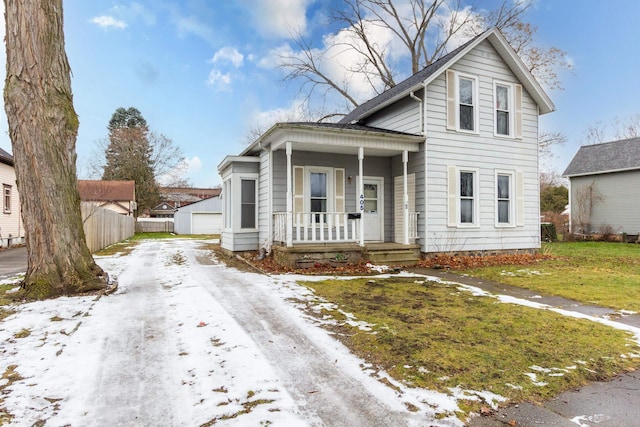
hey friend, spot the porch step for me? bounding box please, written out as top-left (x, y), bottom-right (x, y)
top-left (367, 247), bottom-right (421, 266)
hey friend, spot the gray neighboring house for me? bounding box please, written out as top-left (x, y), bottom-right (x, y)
top-left (218, 27), bottom-right (554, 258)
top-left (563, 137), bottom-right (640, 235)
top-left (173, 196), bottom-right (222, 234)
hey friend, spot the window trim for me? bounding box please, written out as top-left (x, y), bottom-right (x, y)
top-left (304, 166), bottom-right (334, 223)
top-left (495, 170), bottom-right (516, 227)
top-left (240, 178), bottom-right (257, 230)
top-left (493, 80), bottom-right (515, 138)
top-left (3, 184), bottom-right (11, 214)
top-left (448, 166), bottom-right (480, 228)
top-left (456, 73), bottom-right (480, 134)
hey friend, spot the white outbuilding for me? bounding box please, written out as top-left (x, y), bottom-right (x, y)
top-left (173, 196), bottom-right (222, 235)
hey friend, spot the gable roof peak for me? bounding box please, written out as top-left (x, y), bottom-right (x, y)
top-left (339, 26), bottom-right (554, 124)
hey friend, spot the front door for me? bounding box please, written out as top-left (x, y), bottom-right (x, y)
top-left (362, 177), bottom-right (384, 241)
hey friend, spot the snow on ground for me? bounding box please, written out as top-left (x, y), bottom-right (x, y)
top-left (1, 239), bottom-right (639, 426)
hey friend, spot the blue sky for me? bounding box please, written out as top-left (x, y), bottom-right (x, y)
top-left (0, 0), bottom-right (638, 187)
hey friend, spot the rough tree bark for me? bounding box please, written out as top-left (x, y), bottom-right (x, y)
top-left (4, 0), bottom-right (107, 298)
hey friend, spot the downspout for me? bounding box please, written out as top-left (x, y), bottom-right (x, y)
top-left (258, 137), bottom-right (273, 254)
top-left (411, 84), bottom-right (428, 253)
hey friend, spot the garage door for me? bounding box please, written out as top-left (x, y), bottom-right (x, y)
top-left (191, 213), bottom-right (222, 234)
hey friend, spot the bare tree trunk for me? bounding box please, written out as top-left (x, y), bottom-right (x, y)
top-left (4, 0), bottom-right (106, 298)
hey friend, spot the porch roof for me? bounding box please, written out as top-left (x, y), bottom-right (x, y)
top-left (243, 122), bottom-right (424, 157)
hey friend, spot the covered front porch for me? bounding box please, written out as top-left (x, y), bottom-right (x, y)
top-left (265, 123), bottom-right (424, 250)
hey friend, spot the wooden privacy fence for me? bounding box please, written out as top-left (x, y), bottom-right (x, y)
top-left (135, 219), bottom-right (174, 233)
top-left (81, 203), bottom-right (135, 252)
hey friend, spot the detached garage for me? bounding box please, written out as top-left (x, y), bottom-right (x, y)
top-left (174, 196), bottom-right (222, 235)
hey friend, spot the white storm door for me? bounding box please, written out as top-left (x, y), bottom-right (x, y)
top-left (362, 177), bottom-right (384, 241)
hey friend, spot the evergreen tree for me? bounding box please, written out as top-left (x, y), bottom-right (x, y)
top-left (102, 108), bottom-right (159, 213)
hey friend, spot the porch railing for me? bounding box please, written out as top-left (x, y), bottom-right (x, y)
top-left (274, 211), bottom-right (420, 244)
top-left (274, 212), bottom-right (360, 243)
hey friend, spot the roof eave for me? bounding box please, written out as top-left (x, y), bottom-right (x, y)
top-left (347, 27), bottom-right (555, 123)
top-left (564, 166), bottom-right (640, 178)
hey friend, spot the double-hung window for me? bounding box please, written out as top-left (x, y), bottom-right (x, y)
top-left (458, 76), bottom-right (477, 131)
top-left (240, 179), bottom-right (256, 229)
top-left (447, 166), bottom-right (479, 227)
top-left (3, 185), bottom-right (10, 214)
top-left (310, 171), bottom-right (328, 222)
top-left (446, 70), bottom-right (479, 133)
top-left (494, 82), bottom-right (513, 137)
top-left (496, 172), bottom-right (513, 225)
top-left (459, 171), bottom-right (475, 224)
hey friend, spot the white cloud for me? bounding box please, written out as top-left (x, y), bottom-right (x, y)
top-left (90, 15), bottom-right (127, 30)
top-left (157, 156), bottom-right (202, 186)
top-left (211, 47), bottom-right (244, 68)
top-left (241, 0), bottom-right (311, 38)
top-left (206, 69), bottom-right (233, 92)
top-left (249, 99), bottom-right (309, 134)
top-left (175, 15), bottom-right (214, 43)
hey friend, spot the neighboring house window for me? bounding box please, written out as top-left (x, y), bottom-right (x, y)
top-left (446, 70), bottom-right (479, 133)
top-left (447, 166), bottom-right (479, 227)
top-left (240, 179), bottom-right (256, 229)
top-left (459, 171), bottom-right (475, 224)
top-left (3, 184), bottom-right (10, 214)
top-left (496, 172), bottom-right (513, 225)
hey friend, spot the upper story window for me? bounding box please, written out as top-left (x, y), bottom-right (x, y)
top-left (458, 77), bottom-right (476, 131)
top-left (446, 70), bottom-right (479, 133)
top-left (494, 81), bottom-right (514, 137)
top-left (3, 184), bottom-right (10, 214)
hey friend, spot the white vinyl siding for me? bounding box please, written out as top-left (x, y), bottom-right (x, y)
top-left (425, 39), bottom-right (541, 252)
top-left (569, 171), bottom-right (640, 235)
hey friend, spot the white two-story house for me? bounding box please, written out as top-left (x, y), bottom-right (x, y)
top-left (218, 27), bottom-right (554, 265)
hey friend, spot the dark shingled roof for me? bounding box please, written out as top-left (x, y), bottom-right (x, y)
top-left (286, 121), bottom-right (421, 136)
top-left (0, 147), bottom-right (13, 166)
top-left (563, 138), bottom-right (640, 177)
top-left (338, 31), bottom-right (484, 125)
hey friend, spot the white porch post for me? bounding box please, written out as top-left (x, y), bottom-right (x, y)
top-left (358, 146), bottom-right (365, 247)
top-left (286, 142), bottom-right (293, 247)
top-left (403, 150), bottom-right (409, 245)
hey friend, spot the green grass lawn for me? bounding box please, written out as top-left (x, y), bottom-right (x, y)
top-left (299, 276), bottom-right (640, 418)
top-left (459, 242), bottom-right (640, 312)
